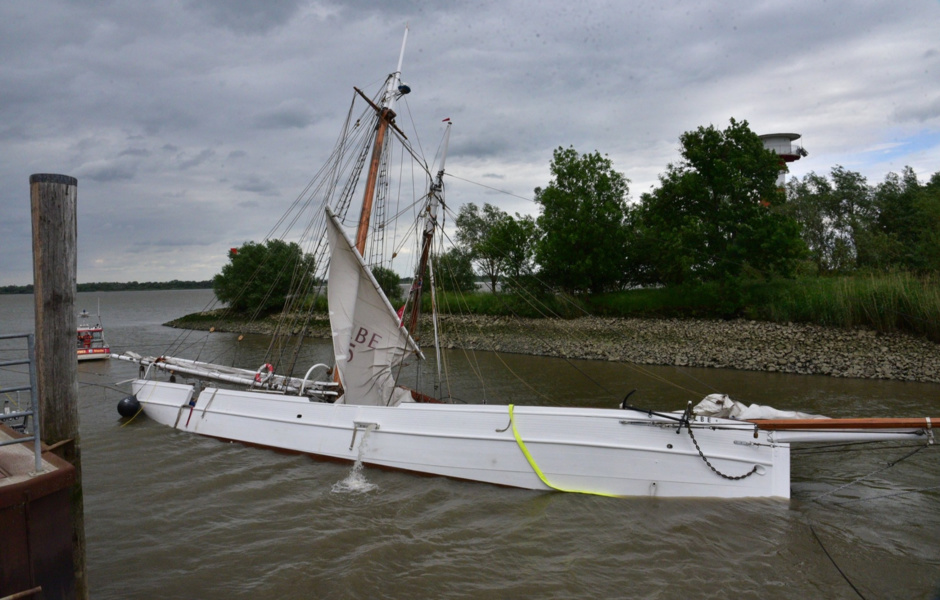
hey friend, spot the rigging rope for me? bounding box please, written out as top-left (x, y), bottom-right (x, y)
top-left (791, 440), bottom-right (929, 455)
top-left (809, 524), bottom-right (868, 600)
top-left (831, 483), bottom-right (940, 505)
top-left (812, 443), bottom-right (931, 503)
top-left (430, 202), bottom-right (708, 405)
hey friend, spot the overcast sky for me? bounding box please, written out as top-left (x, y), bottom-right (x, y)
top-left (2, 0), bottom-right (938, 286)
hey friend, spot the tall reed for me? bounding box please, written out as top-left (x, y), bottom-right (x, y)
top-left (753, 273), bottom-right (940, 341)
top-left (423, 274), bottom-right (940, 343)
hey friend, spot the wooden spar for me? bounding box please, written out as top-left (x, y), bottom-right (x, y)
top-left (355, 108), bottom-right (392, 255)
top-left (751, 417), bottom-right (936, 430)
top-left (353, 28), bottom-right (408, 256)
top-left (406, 226), bottom-right (432, 334)
top-left (337, 29), bottom-right (408, 392)
top-left (353, 87), bottom-right (408, 140)
top-left (407, 123), bottom-right (451, 334)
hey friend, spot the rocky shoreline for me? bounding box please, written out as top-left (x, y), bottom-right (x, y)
top-left (167, 313), bottom-right (940, 384)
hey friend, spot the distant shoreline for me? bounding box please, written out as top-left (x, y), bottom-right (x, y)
top-left (166, 313), bottom-right (940, 384)
top-left (0, 281), bottom-right (213, 294)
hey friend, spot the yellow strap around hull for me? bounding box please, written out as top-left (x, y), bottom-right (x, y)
top-left (508, 404), bottom-right (619, 498)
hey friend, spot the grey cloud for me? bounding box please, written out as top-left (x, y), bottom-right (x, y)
top-left (0, 124), bottom-right (27, 141)
top-left (185, 0), bottom-right (305, 34)
top-left (178, 149), bottom-right (216, 170)
top-left (451, 137), bottom-right (516, 161)
top-left (894, 97), bottom-right (940, 124)
top-left (136, 105), bottom-right (200, 137)
top-left (120, 148), bottom-right (152, 158)
top-left (77, 159), bottom-right (139, 182)
top-left (233, 176), bottom-right (280, 196)
top-left (252, 100), bottom-right (315, 130)
top-left (151, 237), bottom-right (216, 248)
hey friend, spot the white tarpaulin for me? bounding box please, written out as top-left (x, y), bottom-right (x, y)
top-left (693, 393), bottom-right (829, 420)
top-left (325, 208), bottom-right (422, 406)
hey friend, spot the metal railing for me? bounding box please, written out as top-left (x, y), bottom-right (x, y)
top-left (0, 333), bottom-right (44, 473)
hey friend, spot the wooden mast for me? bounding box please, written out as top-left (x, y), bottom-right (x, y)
top-left (332, 28), bottom-right (409, 394)
top-left (355, 109), bottom-right (392, 255)
top-left (407, 122), bottom-right (451, 334)
top-left (354, 27), bottom-right (409, 255)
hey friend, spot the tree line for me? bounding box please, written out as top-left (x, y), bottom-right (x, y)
top-left (210, 117), bottom-right (938, 319)
top-left (0, 280), bottom-right (213, 294)
top-left (449, 118), bottom-right (940, 296)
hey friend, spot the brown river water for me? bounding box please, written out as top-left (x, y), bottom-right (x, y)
top-left (1, 290), bottom-right (938, 599)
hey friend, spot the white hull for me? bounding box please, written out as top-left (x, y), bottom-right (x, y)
top-left (131, 379), bottom-right (792, 499)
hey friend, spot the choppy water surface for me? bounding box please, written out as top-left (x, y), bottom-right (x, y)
top-left (1, 290), bottom-right (938, 599)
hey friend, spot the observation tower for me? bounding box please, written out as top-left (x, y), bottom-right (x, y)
top-left (759, 133), bottom-right (806, 187)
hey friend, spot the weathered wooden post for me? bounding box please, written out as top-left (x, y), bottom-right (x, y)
top-left (30, 173), bottom-right (87, 600)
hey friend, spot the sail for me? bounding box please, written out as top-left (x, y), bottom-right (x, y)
top-left (325, 208), bottom-right (422, 406)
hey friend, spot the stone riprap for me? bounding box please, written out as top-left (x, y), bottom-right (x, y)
top-left (167, 313), bottom-right (940, 383)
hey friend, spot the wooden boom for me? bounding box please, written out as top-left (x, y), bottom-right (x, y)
top-left (751, 417), bottom-right (935, 430)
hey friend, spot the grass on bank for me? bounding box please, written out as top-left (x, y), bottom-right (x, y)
top-left (742, 273), bottom-right (940, 342)
top-left (177, 273), bottom-right (939, 343)
top-left (434, 273), bottom-right (940, 343)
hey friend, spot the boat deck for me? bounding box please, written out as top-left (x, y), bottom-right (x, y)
top-left (0, 424), bottom-right (77, 598)
top-left (0, 424), bottom-right (74, 499)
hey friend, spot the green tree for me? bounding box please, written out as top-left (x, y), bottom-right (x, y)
top-left (633, 118), bottom-right (805, 285)
top-left (433, 247), bottom-right (477, 293)
top-left (455, 203), bottom-right (507, 292)
top-left (371, 265), bottom-right (404, 304)
top-left (862, 167), bottom-right (940, 273)
top-left (213, 239), bottom-right (314, 313)
top-left (912, 171), bottom-right (940, 273)
top-left (785, 166), bottom-right (874, 273)
top-left (534, 147), bottom-right (631, 294)
top-left (786, 166), bottom-right (940, 275)
top-left (455, 203), bottom-right (538, 292)
top-left (491, 213), bottom-right (538, 289)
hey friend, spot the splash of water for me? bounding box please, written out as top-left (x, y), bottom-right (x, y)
top-left (331, 424), bottom-right (378, 494)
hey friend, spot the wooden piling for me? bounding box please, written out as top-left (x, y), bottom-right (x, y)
top-left (29, 173), bottom-right (86, 600)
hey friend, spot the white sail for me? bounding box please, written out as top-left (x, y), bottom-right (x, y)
top-left (326, 208), bottom-right (422, 406)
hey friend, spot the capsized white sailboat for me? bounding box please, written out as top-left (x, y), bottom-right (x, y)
top-left (114, 29), bottom-right (936, 499)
